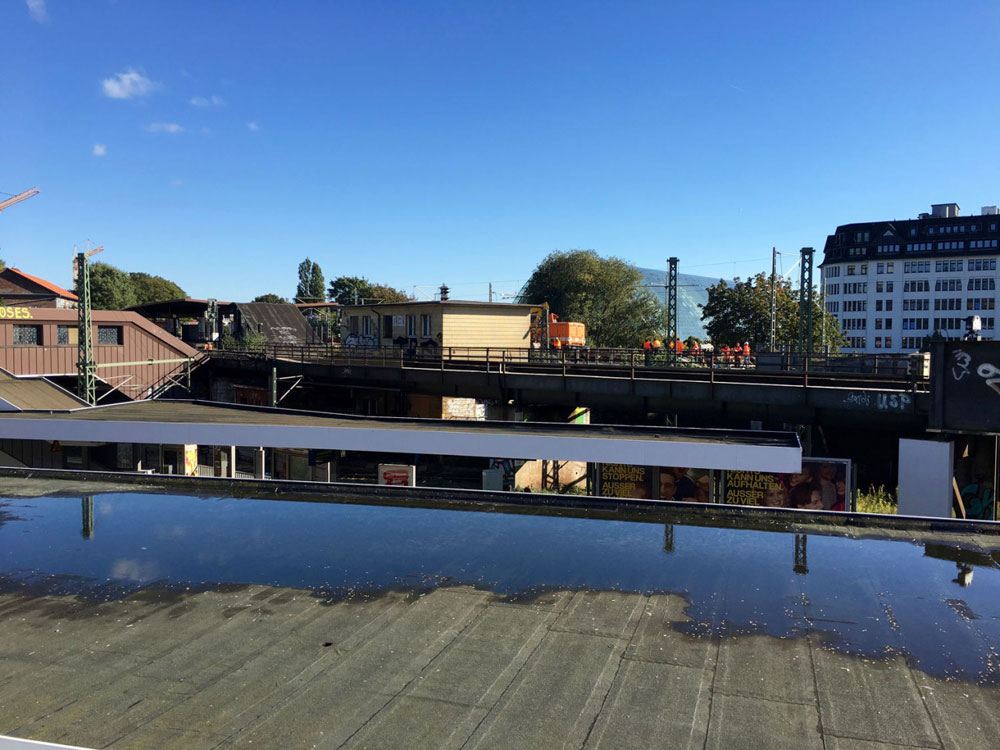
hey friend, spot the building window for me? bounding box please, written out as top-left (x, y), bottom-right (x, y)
top-left (97, 325), bottom-right (123, 345)
top-left (13, 325), bottom-right (42, 345)
top-left (885, 337), bottom-right (892, 348)
top-left (362, 317), bottom-right (372, 337)
top-left (420, 314), bottom-right (431, 337)
top-left (56, 325), bottom-right (78, 345)
top-left (406, 314), bottom-right (416, 337)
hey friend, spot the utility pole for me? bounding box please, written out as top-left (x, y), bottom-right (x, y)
top-left (666, 258), bottom-right (678, 364)
top-left (489, 282), bottom-right (493, 303)
top-left (73, 244), bottom-right (103, 405)
top-left (769, 247), bottom-right (777, 351)
top-left (797, 247), bottom-right (814, 355)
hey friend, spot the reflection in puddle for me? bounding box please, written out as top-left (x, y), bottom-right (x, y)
top-left (1, 490), bottom-right (999, 686)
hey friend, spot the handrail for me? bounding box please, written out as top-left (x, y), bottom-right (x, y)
top-left (209, 343), bottom-right (930, 383)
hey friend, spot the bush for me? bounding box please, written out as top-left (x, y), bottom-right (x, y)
top-left (856, 485), bottom-right (897, 514)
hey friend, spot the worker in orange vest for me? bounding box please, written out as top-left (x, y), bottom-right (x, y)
top-left (742, 341), bottom-right (751, 368)
top-left (721, 344), bottom-right (731, 366)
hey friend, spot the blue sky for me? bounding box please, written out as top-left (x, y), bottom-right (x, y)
top-left (2, 0), bottom-right (999, 302)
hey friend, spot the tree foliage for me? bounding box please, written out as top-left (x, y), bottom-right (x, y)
top-left (295, 258), bottom-right (326, 303)
top-left (128, 272), bottom-right (186, 306)
top-left (700, 272), bottom-right (846, 352)
top-left (89, 263), bottom-right (186, 310)
top-left (90, 262), bottom-right (137, 310)
top-left (327, 276), bottom-right (409, 305)
top-left (519, 250), bottom-right (661, 347)
top-left (252, 293), bottom-right (288, 304)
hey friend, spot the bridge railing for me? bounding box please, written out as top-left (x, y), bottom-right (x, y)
top-left (212, 342), bottom-right (929, 381)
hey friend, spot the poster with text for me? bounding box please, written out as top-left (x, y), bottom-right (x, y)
top-left (722, 459), bottom-right (853, 511)
top-left (597, 465), bottom-right (714, 502)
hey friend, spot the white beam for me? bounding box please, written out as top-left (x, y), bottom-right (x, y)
top-left (0, 417), bottom-right (801, 473)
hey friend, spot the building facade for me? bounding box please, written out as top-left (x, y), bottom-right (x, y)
top-left (0, 307), bottom-right (200, 400)
top-left (0, 267), bottom-right (78, 308)
top-left (821, 203), bottom-right (1000, 353)
top-left (338, 300), bottom-right (534, 350)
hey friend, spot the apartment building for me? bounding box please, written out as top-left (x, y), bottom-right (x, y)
top-left (820, 203), bottom-right (1000, 353)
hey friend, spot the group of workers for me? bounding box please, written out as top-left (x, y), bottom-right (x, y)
top-left (641, 339), bottom-right (753, 367)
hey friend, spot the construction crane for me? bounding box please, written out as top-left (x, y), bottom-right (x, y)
top-left (0, 188), bottom-right (40, 215)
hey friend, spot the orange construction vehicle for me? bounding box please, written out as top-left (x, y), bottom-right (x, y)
top-left (531, 307), bottom-right (587, 348)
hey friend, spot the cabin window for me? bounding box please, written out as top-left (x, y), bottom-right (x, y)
top-left (97, 325), bottom-right (123, 345)
top-left (13, 325), bottom-right (42, 345)
top-left (57, 325), bottom-right (78, 345)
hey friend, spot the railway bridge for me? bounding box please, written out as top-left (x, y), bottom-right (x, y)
top-left (205, 345), bottom-right (930, 434)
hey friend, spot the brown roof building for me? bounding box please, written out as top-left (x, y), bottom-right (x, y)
top-left (0, 267), bottom-right (78, 308)
top-left (0, 306), bottom-right (200, 400)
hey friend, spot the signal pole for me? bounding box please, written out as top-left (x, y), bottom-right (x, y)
top-left (769, 247), bottom-right (777, 351)
top-left (73, 244), bottom-right (104, 405)
top-left (666, 257), bottom-right (678, 364)
top-left (797, 247), bottom-right (814, 355)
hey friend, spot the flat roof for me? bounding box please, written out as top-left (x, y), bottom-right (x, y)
top-left (0, 478), bottom-right (997, 749)
top-left (338, 300), bottom-right (535, 310)
top-left (0, 399), bottom-right (802, 471)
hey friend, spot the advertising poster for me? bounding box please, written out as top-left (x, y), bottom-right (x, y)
top-left (722, 459), bottom-right (853, 511)
top-left (596, 465), bottom-right (715, 502)
top-left (597, 464), bottom-right (653, 499)
top-left (183, 444), bottom-right (198, 476)
top-left (658, 468), bottom-right (715, 503)
top-left (378, 464), bottom-right (416, 487)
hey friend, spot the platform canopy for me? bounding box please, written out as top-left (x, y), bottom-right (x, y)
top-left (0, 400), bottom-right (802, 472)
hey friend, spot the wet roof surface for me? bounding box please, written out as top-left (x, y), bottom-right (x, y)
top-left (2, 482), bottom-right (999, 748)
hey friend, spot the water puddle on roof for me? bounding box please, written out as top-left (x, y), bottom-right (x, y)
top-left (2, 490), bottom-right (999, 686)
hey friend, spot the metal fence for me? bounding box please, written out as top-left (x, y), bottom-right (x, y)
top-left (214, 342), bottom-right (929, 381)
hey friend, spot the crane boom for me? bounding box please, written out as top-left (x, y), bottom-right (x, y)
top-left (0, 187), bottom-right (40, 214)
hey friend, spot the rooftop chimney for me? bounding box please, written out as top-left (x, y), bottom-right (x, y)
top-left (930, 203), bottom-right (960, 218)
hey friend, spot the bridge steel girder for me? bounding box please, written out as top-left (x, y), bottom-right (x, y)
top-left (206, 356), bottom-right (929, 432)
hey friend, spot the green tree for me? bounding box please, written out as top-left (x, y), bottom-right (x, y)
top-left (519, 250), bottom-right (661, 347)
top-left (252, 293), bottom-right (288, 304)
top-left (327, 276), bottom-right (409, 305)
top-left (128, 272), bottom-right (186, 306)
top-left (0, 258), bottom-right (6, 271)
top-left (90, 262), bottom-right (137, 310)
top-left (700, 272), bottom-right (846, 352)
top-left (295, 258), bottom-right (326, 303)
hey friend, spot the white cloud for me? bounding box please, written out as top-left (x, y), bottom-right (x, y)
top-left (101, 69), bottom-right (156, 100)
top-left (92, 143), bottom-right (107, 157)
top-left (247, 121), bottom-right (259, 131)
top-left (26, 0), bottom-right (47, 23)
top-left (145, 122), bottom-right (184, 134)
top-left (190, 95), bottom-right (226, 108)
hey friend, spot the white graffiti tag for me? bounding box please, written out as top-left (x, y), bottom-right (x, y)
top-left (976, 363), bottom-right (1000, 396)
top-left (952, 349), bottom-right (972, 381)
